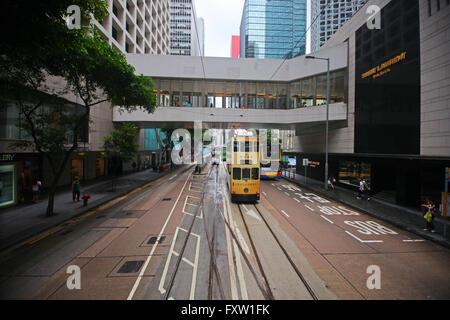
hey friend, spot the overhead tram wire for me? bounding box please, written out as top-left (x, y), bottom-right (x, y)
top-left (268, 0), bottom-right (333, 81)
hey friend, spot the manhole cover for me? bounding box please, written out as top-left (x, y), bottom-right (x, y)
top-left (162, 198), bottom-right (172, 201)
top-left (147, 236), bottom-right (166, 244)
top-left (117, 261), bottom-right (144, 274)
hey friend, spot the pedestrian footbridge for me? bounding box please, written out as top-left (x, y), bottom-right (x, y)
top-left (113, 42), bottom-right (349, 132)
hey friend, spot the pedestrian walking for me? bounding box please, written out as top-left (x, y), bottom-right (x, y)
top-left (363, 178), bottom-right (370, 201)
top-left (32, 179), bottom-right (42, 203)
top-left (72, 176), bottom-right (81, 202)
top-left (422, 198), bottom-right (436, 233)
top-left (357, 178), bottom-right (364, 199)
top-left (328, 177), bottom-right (335, 190)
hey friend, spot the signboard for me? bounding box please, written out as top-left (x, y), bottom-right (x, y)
top-left (0, 154), bottom-right (15, 162)
top-left (303, 159), bottom-right (309, 167)
top-left (308, 161), bottom-right (320, 168)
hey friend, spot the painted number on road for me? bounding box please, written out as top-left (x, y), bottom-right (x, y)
top-left (295, 192), bottom-right (330, 203)
top-left (318, 206), bottom-right (360, 216)
top-left (344, 221), bottom-right (398, 235)
top-left (281, 184), bottom-right (302, 192)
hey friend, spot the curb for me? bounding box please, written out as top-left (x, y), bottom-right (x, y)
top-left (282, 176), bottom-right (450, 250)
top-left (0, 166), bottom-right (189, 256)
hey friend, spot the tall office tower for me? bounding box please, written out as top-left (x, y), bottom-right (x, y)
top-left (92, 0), bottom-right (171, 55)
top-left (197, 17), bottom-right (205, 56)
top-left (310, 0), bottom-right (368, 53)
top-left (231, 35), bottom-right (240, 58)
top-left (169, 0), bottom-right (202, 56)
top-left (240, 0), bottom-right (307, 59)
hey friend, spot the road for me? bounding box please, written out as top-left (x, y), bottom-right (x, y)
top-left (0, 162), bottom-right (449, 300)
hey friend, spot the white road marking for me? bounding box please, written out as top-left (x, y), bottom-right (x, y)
top-left (345, 231), bottom-right (383, 243)
top-left (223, 184), bottom-right (248, 299)
top-left (281, 210), bottom-right (290, 218)
top-left (246, 209), bottom-right (262, 221)
top-left (222, 187), bottom-right (239, 300)
top-left (157, 227), bottom-right (201, 300)
top-left (127, 172), bottom-right (192, 300)
top-left (294, 198), bottom-right (301, 203)
top-left (262, 191), bottom-right (267, 196)
top-left (305, 205), bottom-right (315, 211)
top-left (169, 174), bottom-right (177, 181)
top-left (320, 215), bottom-right (334, 224)
top-left (402, 239), bottom-right (425, 243)
top-left (284, 192), bottom-right (290, 197)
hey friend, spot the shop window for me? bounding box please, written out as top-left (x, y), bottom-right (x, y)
top-left (96, 158), bottom-right (105, 177)
top-left (0, 164), bottom-right (16, 207)
top-left (71, 159), bottom-right (84, 181)
top-left (338, 161), bottom-right (371, 187)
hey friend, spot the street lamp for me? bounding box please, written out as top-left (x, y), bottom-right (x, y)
top-left (305, 55), bottom-right (330, 190)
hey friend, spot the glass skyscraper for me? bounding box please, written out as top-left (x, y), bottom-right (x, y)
top-left (240, 0), bottom-right (307, 59)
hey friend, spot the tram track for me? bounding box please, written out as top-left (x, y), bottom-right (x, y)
top-left (162, 164), bottom-right (227, 300)
top-left (222, 161), bottom-right (318, 300)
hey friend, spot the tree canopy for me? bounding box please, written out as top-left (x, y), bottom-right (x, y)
top-left (0, 0), bottom-right (157, 216)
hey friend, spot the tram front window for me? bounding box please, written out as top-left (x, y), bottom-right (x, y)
top-left (242, 168), bottom-right (250, 181)
top-left (233, 168), bottom-right (241, 180)
top-left (252, 168), bottom-right (259, 180)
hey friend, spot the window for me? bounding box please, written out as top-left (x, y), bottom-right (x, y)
top-left (233, 141), bottom-right (239, 152)
top-left (242, 168), bottom-right (250, 181)
top-left (233, 167), bottom-right (241, 180)
top-left (245, 141), bottom-right (252, 152)
top-left (252, 168), bottom-right (259, 180)
top-left (254, 141), bottom-right (259, 152)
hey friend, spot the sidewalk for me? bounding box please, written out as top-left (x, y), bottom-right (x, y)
top-left (0, 165), bottom-right (183, 253)
top-left (281, 170), bottom-right (450, 249)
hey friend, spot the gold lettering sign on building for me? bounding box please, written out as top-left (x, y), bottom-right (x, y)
top-left (361, 51), bottom-right (407, 79)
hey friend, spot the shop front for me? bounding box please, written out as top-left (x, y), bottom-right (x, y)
top-left (0, 153), bottom-right (41, 207)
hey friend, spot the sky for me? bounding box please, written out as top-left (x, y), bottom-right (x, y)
top-left (194, 0), bottom-right (311, 58)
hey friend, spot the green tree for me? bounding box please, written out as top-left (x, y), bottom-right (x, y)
top-left (103, 123), bottom-right (139, 191)
top-left (0, 0), bottom-right (157, 216)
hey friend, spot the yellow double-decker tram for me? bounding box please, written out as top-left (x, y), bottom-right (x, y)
top-left (229, 136), bottom-right (260, 203)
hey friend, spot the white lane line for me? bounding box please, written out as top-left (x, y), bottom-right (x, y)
top-left (189, 232), bottom-right (201, 300)
top-left (262, 191), bottom-right (267, 196)
top-left (281, 210), bottom-right (290, 218)
top-left (224, 185), bottom-right (248, 300)
top-left (169, 174), bottom-right (177, 181)
top-left (320, 215), bottom-right (334, 224)
top-left (403, 239), bottom-right (425, 243)
top-left (345, 231), bottom-right (383, 243)
top-left (305, 204), bottom-right (315, 211)
top-left (127, 172), bottom-right (192, 300)
top-left (158, 227), bottom-right (181, 295)
top-left (222, 188), bottom-right (239, 300)
top-left (241, 204), bottom-right (249, 211)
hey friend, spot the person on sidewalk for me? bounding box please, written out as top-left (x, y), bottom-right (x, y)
top-left (363, 178), bottom-right (371, 201)
top-left (357, 178), bottom-right (364, 199)
top-left (328, 177), bottom-right (336, 190)
top-left (422, 198), bottom-right (436, 233)
top-left (31, 179), bottom-right (42, 203)
top-left (72, 176), bottom-right (81, 202)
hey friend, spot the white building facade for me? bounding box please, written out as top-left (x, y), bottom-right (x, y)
top-left (310, 0), bottom-right (368, 53)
